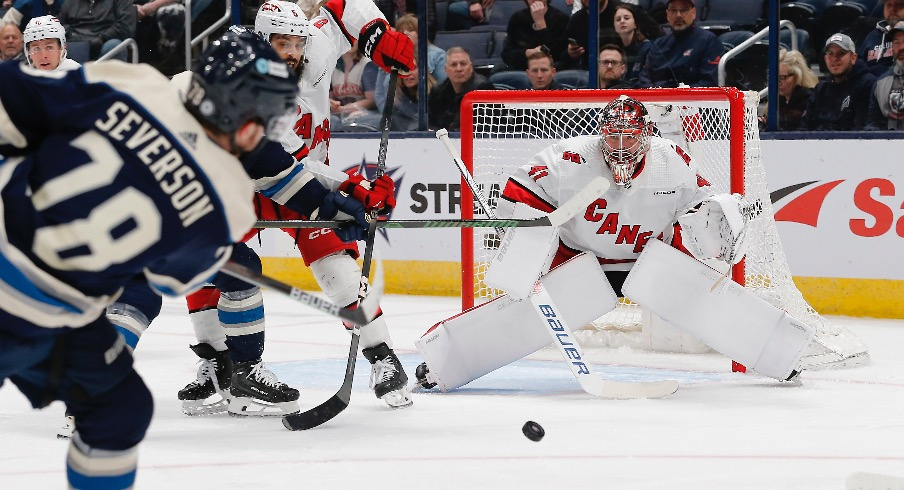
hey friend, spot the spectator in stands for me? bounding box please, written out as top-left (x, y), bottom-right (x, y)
top-left (613, 3), bottom-right (651, 78)
top-left (802, 34), bottom-right (877, 131)
top-left (526, 50), bottom-right (563, 89)
top-left (446, 0), bottom-right (493, 31)
top-left (867, 21), bottom-right (904, 130)
top-left (500, 0), bottom-right (570, 72)
top-left (763, 49), bottom-right (818, 130)
top-left (330, 43), bottom-right (382, 131)
top-left (561, 0), bottom-right (661, 71)
top-left (429, 47), bottom-right (494, 130)
top-left (388, 59), bottom-right (436, 130)
top-left (134, 0), bottom-right (186, 76)
top-left (598, 44), bottom-right (630, 89)
top-left (0, 22), bottom-right (23, 61)
top-left (0, 0), bottom-right (63, 30)
top-left (636, 0), bottom-right (722, 88)
top-left (376, 14), bottom-right (446, 110)
top-left (58, 0), bottom-right (135, 59)
top-left (858, 0), bottom-right (904, 77)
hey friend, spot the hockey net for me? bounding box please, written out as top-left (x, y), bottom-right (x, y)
top-left (458, 88), bottom-right (868, 370)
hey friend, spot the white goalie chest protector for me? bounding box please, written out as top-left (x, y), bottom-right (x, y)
top-left (415, 252), bottom-right (617, 392)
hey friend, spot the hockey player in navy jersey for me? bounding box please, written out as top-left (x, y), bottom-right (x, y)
top-left (0, 30), bottom-right (314, 489)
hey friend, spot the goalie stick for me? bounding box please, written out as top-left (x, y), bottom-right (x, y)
top-left (529, 281), bottom-right (679, 399)
top-left (283, 68), bottom-right (400, 431)
top-left (439, 128), bottom-right (677, 398)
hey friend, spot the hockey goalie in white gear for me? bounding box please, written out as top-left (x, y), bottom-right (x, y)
top-left (415, 95), bottom-right (812, 392)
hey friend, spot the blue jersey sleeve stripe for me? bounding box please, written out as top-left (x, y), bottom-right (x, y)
top-left (0, 250), bottom-right (82, 314)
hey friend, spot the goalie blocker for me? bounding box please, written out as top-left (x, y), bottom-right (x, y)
top-left (623, 239), bottom-right (813, 381)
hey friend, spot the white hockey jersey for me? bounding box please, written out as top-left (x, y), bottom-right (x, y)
top-left (497, 135), bottom-right (714, 271)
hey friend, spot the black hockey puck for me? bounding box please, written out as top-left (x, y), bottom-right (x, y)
top-left (522, 421), bottom-right (545, 442)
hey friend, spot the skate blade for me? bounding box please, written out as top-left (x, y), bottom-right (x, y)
top-left (181, 396), bottom-right (230, 416)
top-left (228, 397), bottom-right (300, 417)
top-left (381, 389), bottom-right (413, 409)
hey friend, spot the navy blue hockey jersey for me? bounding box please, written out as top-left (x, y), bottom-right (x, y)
top-left (0, 61), bottom-right (255, 330)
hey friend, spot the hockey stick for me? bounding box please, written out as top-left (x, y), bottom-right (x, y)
top-left (528, 282), bottom-right (679, 399)
top-left (254, 215), bottom-right (577, 230)
top-left (283, 68), bottom-right (400, 431)
top-left (219, 259), bottom-right (382, 326)
top-left (436, 128), bottom-right (498, 232)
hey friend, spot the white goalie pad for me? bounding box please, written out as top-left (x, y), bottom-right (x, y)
top-left (416, 252), bottom-right (616, 392)
top-left (484, 203), bottom-right (560, 300)
top-left (623, 239), bottom-right (814, 380)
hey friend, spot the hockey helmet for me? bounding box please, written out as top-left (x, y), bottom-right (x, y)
top-left (599, 95), bottom-right (652, 189)
top-left (255, 1), bottom-right (310, 41)
top-left (23, 15), bottom-right (67, 68)
top-left (186, 27), bottom-right (299, 142)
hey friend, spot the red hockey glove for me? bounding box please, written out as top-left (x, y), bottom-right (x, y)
top-left (338, 173), bottom-right (397, 214)
top-left (358, 19), bottom-right (414, 76)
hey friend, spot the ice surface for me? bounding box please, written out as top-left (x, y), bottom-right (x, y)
top-left (2, 292), bottom-right (903, 489)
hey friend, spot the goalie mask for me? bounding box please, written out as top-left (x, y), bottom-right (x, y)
top-left (23, 15), bottom-right (67, 70)
top-left (599, 95), bottom-right (652, 189)
top-left (255, 0), bottom-right (309, 75)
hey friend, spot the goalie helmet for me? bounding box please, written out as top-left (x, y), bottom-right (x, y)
top-left (23, 15), bottom-right (67, 68)
top-left (186, 27), bottom-right (299, 142)
top-left (255, 1), bottom-right (310, 41)
top-left (599, 95), bottom-right (653, 189)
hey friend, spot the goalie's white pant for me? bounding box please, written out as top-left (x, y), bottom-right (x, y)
top-left (415, 253), bottom-right (616, 391)
top-left (623, 239), bottom-right (814, 380)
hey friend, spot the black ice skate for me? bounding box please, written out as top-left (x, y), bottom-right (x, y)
top-left (362, 343), bottom-right (413, 409)
top-left (413, 362), bottom-right (438, 391)
top-left (177, 343), bottom-right (232, 416)
top-left (228, 359), bottom-right (300, 417)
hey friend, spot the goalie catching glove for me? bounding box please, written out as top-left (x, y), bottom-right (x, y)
top-left (359, 19), bottom-right (414, 76)
top-left (338, 173), bottom-right (396, 214)
top-left (678, 193), bottom-right (759, 264)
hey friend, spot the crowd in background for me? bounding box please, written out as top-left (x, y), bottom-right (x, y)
top-left (2, 0), bottom-right (904, 131)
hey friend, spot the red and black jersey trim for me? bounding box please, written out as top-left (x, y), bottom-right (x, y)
top-left (500, 178), bottom-right (555, 213)
top-left (322, 0), bottom-right (355, 46)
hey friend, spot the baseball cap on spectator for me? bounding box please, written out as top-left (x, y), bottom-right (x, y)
top-left (824, 33), bottom-right (856, 53)
top-left (667, 0), bottom-right (695, 5)
top-left (891, 21), bottom-right (904, 34)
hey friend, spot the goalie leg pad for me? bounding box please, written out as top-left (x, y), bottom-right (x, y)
top-left (623, 240), bottom-right (814, 380)
top-left (484, 203), bottom-right (560, 300)
top-left (415, 253), bottom-right (616, 391)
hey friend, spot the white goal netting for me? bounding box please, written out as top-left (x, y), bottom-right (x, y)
top-left (458, 88), bottom-right (868, 370)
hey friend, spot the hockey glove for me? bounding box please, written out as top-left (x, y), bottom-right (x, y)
top-left (338, 173), bottom-right (396, 215)
top-left (318, 191), bottom-right (370, 242)
top-left (358, 19), bottom-right (414, 76)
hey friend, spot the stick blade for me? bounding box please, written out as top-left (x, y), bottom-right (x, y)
top-left (282, 395), bottom-right (350, 431)
top-left (587, 378), bottom-right (679, 400)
